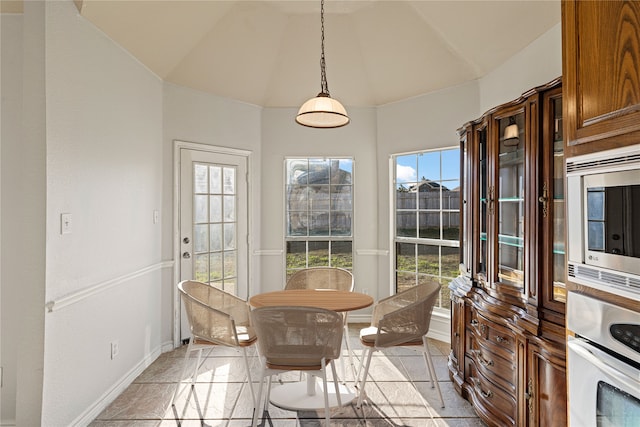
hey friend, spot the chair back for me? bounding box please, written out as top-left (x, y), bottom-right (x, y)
top-left (178, 280), bottom-right (253, 347)
top-left (285, 267), bottom-right (354, 292)
top-left (373, 280), bottom-right (440, 348)
top-left (250, 306), bottom-right (343, 368)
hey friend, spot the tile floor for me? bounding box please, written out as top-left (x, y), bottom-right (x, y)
top-left (90, 324), bottom-right (486, 426)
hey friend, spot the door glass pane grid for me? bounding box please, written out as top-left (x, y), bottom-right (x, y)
top-left (285, 158), bottom-right (354, 279)
top-left (394, 149), bottom-right (460, 311)
top-left (193, 162), bottom-right (237, 293)
top-left (497, 113), bottom-right (525, 289)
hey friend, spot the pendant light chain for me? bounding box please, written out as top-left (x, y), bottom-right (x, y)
top-left (295, 0), bottom-right (349, 128)
top-left (320, 0), bottom-right (330, 96)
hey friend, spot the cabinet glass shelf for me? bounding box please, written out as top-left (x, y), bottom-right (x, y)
top-left (498, 265), bottom-right (524, 286)
top-left (498, 234), bottom-right (524, 248)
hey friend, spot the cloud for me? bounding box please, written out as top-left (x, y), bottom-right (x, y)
top-left (396, 165), bottom-right (416, 182)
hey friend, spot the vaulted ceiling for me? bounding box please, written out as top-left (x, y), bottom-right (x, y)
top-left (76, 0), bottom-right (560, 108)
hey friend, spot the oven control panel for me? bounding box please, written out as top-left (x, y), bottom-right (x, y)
top-left (610, 324), bottom-right (640, 354)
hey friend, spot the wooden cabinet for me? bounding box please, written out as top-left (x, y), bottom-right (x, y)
top-left (449, 79), bottom-right (566, 427)
top-left (562, 0), bottom-right (640, 157)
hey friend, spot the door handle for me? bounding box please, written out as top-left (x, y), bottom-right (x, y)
top-left (183, 237), bottom-right (190, 244)
top-left (182, 252), bottom-right (191, 259)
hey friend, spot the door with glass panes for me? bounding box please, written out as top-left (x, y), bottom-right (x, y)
top-left (178, 147), bottom-right (248, 341)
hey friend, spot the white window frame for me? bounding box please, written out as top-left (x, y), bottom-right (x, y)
top-left (283, 157), bottom-right (355, 278)
top-left (390, 147), bottom-right (461, 316)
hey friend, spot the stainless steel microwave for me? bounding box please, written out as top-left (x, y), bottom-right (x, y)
top-left (566, 144), bottom-right (640, 301)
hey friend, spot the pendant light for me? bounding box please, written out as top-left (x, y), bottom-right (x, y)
top-left (296, 0), bottom-right (350, 128)
top-left (503, 116), bottom-right (519, 146)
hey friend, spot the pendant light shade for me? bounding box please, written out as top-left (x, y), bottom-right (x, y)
top-left (296, 0), bottom-right (349, 128)
top-left (503, 117), bottom-right (519, 146)
top-left (296, 93), bottom-right (349, 128)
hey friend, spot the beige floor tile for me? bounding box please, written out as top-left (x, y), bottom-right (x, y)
top-left (91, 339), bottom-right (483, 427)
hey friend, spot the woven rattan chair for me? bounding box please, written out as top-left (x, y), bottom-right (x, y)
top-left (250, 306), bottom-right (344, 427)
top-left (286, 267), bottom-right (356, 381)
top-left (285, 267), bottom-right (354, 292)
top-left (170, 280), bottom-right (257, 409)
top-left (355, 281), bottom-right (445, 409)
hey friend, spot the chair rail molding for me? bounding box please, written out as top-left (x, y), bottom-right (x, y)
top-left (45, 260), bottom-right (174, 313)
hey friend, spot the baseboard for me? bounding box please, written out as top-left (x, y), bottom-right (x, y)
top-left (0, 420), bottom-right (16, 426)
top-left (69, 341), bottom-right (170, 426)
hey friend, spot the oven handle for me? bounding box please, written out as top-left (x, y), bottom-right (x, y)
top-left (568, 338), bottom-right (640, 391)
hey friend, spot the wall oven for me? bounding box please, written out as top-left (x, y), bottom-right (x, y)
top-left (566, 144), bottom-right (640, 301)
top-left (567, 291), bottom-right (640, 427)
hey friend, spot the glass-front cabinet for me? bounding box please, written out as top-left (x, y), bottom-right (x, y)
top-left (473, 105), bottom-right (529, 297)
top-left (449, 79), bottom-right (567, 427)
top-left (494, 110), bottom-right (526, 291)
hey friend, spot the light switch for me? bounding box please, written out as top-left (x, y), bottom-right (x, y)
top-left (61, 213), bottom-right (72, 235)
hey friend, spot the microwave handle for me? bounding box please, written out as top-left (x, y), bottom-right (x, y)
top-left (568, 339), bottom-right (640, 391)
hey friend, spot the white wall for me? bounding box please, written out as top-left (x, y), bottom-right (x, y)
top-left (375, 82), bottom-right (480, 340)
top-left (260, 107), bottom-right (378, 318)
top-left (1, 4), bottom-right (46, 425)
top-left (41, 1), bottom-right (165, 425)
top-left (162, 82), bottom-right (262, 331)
top-left (479, 22), bottom-right (562, 114)
top-left (1, 12), bottom-right (23, 425)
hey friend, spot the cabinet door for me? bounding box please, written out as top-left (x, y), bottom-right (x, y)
top-left (525, 341), bottom-right (567, 427)
top-left (539, 89), bottom-right (567, 314)
top-left (460, 130), bottom-right (472, 275)
top-left (562, 0), bottom-right (640, 150)
top-left (474, 122), bottom-right (490, 284)
top-left (490, 108), bottom-right (527, 294)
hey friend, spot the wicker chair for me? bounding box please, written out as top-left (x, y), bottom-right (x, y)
top-left (170, 280), bottom-right (257, 409)
top-left (250, 306), bottom-right (344, 427)
top-left (355, 281), bottom-right (445, 409)
top-left (286, 267), bottom-right (356, 381)
top-left (285, 267), bottom-right (354, 292)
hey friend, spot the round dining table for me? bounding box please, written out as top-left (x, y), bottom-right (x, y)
top-left (249, 288), bottom-right (373, 312)
top-left (249, 288), bottom-right (373, 411)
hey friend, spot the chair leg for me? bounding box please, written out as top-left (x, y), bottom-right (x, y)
top-left (356, 347), bottom-right (374, 409)
top-left (330, 359), bottom-right (342, 407)
top-left (251, 366), bottom-right (267, 427)
top-left (192, 347), bottom-right (203, 387)
top-left (342, 322), bottom-right (356, 384)
top-left (242, 346), bottom-right (256, 407)
top-left (422, 337), bottom-right (445, 408)
top-left (170, 341), bottom-right (195, 406)
top-left (321, 358), bottom-right (331, 426)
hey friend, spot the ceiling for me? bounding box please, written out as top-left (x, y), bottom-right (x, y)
top-left (77, 0), bottom-right (560, 108)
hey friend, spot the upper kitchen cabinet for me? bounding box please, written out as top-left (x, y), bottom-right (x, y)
top-left (562, 0), bottom-right (640, 156)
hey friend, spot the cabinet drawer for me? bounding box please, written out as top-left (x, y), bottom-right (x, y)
top-left (466, 357), bottom-right (517, 427)
top-left (470, 339), bottom-right (516, 392)
top-left (471, 313), bottom-right (516, 361)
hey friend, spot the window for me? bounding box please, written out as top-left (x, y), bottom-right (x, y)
top-left (285, 158), bottom-right (353, 278)
top-left (394, 148), bottom-right (460, 312)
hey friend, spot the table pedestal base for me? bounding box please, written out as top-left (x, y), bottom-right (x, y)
top-left (268, 380), bottom-right (356, 411)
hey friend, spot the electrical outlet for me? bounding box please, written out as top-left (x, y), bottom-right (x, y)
top-left (110, 341), bottom-right (119, 360)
